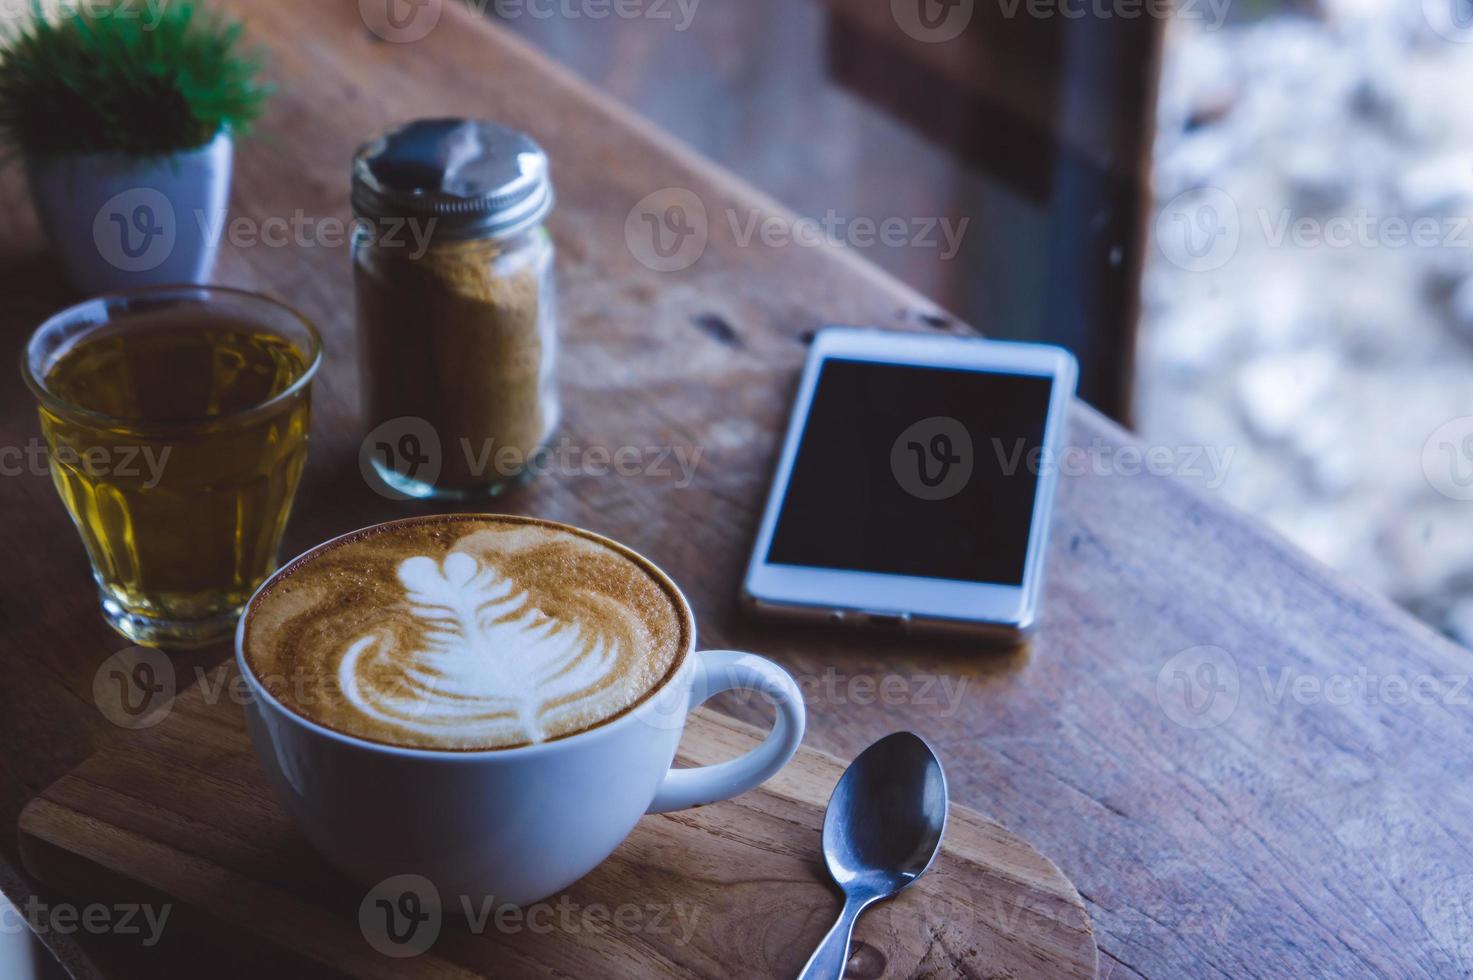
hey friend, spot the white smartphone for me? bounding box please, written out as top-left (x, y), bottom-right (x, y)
top-left (742, 327), bottom-right (1077, 643)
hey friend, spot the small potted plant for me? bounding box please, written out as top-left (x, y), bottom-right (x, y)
top-left (0, 1), bottom-right (270, 293)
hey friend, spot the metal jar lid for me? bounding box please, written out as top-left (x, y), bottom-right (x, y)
top-left (351, 118), bottom-right (554, 242)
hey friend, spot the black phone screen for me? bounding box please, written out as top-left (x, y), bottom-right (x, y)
top-left (766, 358), bottom-right (1055, 586)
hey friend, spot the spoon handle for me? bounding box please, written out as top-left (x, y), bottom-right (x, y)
top-left (797, 896), bottom-right (867, 980)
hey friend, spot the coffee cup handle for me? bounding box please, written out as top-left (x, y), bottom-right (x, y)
top-left (646, 650), bottom-right (806, 814)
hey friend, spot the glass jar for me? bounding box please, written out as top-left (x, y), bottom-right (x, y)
top-left (351, 119), bottom-right (558, 499)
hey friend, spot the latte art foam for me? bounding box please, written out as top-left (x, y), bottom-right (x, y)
top-left (340, 551), bottom-right (623, 745)
top-left (242, 516), bottom-right (689, 750)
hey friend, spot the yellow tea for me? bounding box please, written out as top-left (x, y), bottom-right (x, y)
top-left (27, 293), bottom-right (319, 648)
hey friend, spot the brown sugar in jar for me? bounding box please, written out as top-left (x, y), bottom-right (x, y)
top-left (351, 119), bottom-right (557, 498)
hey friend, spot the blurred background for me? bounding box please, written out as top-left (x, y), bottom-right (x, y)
top-left (492, 0), bottom-right (1473, 644)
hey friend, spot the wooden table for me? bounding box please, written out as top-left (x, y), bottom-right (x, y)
top-left (1, 2), bottom-right (1469, 977)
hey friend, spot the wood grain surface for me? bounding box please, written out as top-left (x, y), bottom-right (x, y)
top-left (18, 666), bottom-right (1097, 979)
top-left (0, 1), bottom-right (1470, 977)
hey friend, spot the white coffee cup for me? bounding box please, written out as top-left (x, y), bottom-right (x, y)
top-left (235, 530), bottom-right (806, 907)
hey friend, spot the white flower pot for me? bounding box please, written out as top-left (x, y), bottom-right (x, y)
top-left (25, 130), bottom-right (233, 294)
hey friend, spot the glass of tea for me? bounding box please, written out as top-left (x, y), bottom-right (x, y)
top-left (22, 286), bottom-right (322, 649)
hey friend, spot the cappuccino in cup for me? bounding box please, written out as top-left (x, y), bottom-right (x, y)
top-left (236, 515), bottom-right (805, 906)
top-left (242, 515), bottom-right (690, 750)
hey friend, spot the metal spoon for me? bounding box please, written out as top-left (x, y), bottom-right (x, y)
top-left (797, 732), bottom-right (949, 980)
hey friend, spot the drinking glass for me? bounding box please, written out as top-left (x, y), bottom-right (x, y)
top-left (22, 286), bottom-right (322, 649)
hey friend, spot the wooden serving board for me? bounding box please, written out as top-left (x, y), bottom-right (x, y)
top-left (17, 667), bottom-right (1095, 979)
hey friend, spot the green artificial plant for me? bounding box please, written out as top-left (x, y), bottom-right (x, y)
top-left (0, 0), bottom-right (270, 160)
